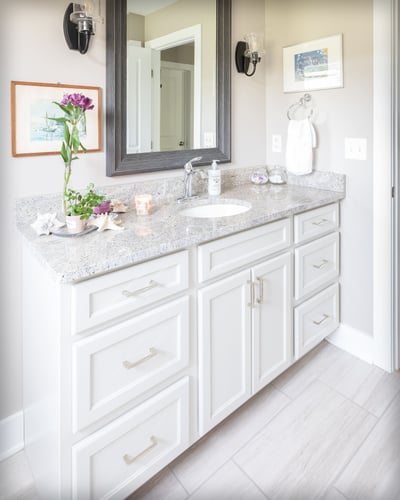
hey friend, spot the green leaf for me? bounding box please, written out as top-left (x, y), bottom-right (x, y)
top-left (60, 142), bottom-right (69, 163)
top-left (48, 116), bottom-right (67, 123)
top-left (80, 142), bottom-right (87, 153)
top-left (64, 124), bottom-right (70, 144)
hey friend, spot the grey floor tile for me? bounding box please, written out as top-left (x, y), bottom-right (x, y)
top-left (189, 461), bottom-right (267, 500)
top-left (126, 467), bottom-right (188, 500)
top-left (320, 487), bottom-right (347, 500)
top-left (234, 380), bottom-right (377, 500)
top-left (352, 366), bottom-right (400, 417)
top-left (334, 392), bottom-right (400, 500)
top-left (171, 385), bottom-right (289, 494)
top-left (318, 349), bottom-right (375, 401)
top-left (0, 452), bottom-right (38, 500)
top-left (272, 340), bottom-right (343, 400)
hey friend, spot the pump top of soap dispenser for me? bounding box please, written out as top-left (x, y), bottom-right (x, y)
top-left (211, 159), bottom-right (220, 169)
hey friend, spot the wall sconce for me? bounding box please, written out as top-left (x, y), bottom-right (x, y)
top-left (63, 1), bottom-right (103, 54)
top-left (235, 33), bottom-right (265, 77)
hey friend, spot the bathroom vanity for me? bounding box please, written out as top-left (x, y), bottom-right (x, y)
top-left (18, 175), bottom-right (344, 499)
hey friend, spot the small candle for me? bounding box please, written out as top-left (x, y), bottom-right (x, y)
top-left (135, 194), bottom-right (152, 215)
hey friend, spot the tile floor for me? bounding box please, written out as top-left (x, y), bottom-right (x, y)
top-left (1, 340), bottom-right (400, 500)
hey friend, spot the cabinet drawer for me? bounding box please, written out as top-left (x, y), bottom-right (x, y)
top-left (71, 251), bottom-right (189, 333)
top-left (294, 283), bottom-right (339, 359)
top-left (73, 297), bottom-right (189, 432)
top-left (295, 232), bottom-right (339, 299)
top-left (294, 203), bottom-right (339, 244)
top-left (198, 219), bottom-right (291, 282)
top-left (72, 378), bottom-right (189, 500)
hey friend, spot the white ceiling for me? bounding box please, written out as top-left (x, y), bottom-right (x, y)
top-left (127, 0), bottom-right (179, 16)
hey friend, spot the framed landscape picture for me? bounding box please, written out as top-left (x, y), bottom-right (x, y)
top-left (11, 81), bottom-right (101, 157)
top-left (283, 34), bottom-right (343, 93)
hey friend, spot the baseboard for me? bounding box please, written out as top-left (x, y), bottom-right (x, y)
top-left (0, 411), bottom-right (24, 462)
top-left (327, 323), bottom-right (374, 364)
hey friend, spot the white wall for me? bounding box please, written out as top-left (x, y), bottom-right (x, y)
top-left (264, 0), bottom-right (374, 339)
top-left (0, 0), bottom-right (266, 425)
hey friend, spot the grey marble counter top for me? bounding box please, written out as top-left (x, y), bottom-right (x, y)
top-left (16, 171), bottom-right (345, 284)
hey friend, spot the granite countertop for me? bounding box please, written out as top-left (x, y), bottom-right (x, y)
top-left (16, 170), bottom-right (345, 284)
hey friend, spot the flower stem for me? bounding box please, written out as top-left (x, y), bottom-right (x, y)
top-left (63, 162), bottom-right (72, 215)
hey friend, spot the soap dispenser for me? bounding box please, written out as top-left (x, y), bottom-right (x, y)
top-left (208, 160), bottom-right (221, 196)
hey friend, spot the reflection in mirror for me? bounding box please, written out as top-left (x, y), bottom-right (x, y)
top-left (106, 0), bottom-right (231, 176)
top-left (126, 0), bottom-right (216, 154)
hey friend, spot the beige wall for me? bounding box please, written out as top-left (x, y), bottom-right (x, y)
top-left (0, 0), bottom-right (266, 423)
top-left (0, 0), bottom-right (376, 440)
top-left (264, 0), bottom-right (374, 336)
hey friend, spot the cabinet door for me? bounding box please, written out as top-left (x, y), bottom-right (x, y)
top-left (198, 270), bottom-right (252, 435)
top-left (252, 252), bottom-right (292, 393)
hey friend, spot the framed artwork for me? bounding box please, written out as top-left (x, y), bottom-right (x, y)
top-left (11, 81), bottom-right (102, 157)
top-left (283, 34), bottom-right (343, 93)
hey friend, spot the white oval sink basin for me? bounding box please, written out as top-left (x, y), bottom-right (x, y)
top-left (179, 202), bottom-right (250, 218)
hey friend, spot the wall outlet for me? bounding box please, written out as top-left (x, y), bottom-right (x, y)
top-left (204, 132), bottom-right (215, 148)
top-left (272, 134), bottom-right (282, 153)
top-left (345, 138), bottom-right (367, 160)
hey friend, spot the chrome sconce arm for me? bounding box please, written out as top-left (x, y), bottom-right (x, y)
top-left (63, 1), bottom-right (103, 55)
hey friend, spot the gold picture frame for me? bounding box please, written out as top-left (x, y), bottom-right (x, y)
top-left (11, 81), bottom-right (102, 157)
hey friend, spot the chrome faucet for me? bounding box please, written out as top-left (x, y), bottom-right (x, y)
top-left (177, 156), bottom-right (204, 202)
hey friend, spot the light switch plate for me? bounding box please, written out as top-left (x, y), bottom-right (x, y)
top-left (345, 138), bottom-right (367, 160)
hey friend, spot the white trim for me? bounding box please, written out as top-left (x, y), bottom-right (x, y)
top-left (146, 24), bottom-right (202, 148)
top-left (0, 411), bottom-right (24, 462)
top-left (394, 0), bottom-right (400, 371)
top-left (327, 324), bottom-right (374, 365)
top-left (372, 0), bottom-right (394, 372)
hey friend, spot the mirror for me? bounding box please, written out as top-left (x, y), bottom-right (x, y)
top-left (106, 0), bottom-right (231, 175)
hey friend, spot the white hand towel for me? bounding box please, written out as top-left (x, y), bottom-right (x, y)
top-left (285, 118), bottom-right (316, 175)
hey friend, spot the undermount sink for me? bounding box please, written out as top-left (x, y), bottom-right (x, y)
top-left (179, 200), bottom-right (251, 218)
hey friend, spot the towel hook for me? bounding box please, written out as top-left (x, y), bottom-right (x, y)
top-left (287, 93), bottom-right (313, 120)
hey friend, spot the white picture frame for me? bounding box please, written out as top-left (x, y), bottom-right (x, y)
top-left (283, 34), bottom-right (343, 93)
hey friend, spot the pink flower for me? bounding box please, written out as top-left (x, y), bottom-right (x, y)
top-left (93, 201), bottom-right (112, 215)
top-left (60, 93), bottom-right (94, 111)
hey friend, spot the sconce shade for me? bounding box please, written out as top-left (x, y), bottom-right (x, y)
top-left (63, 1), bottom-right (103, 55)
top-left (235, 33), bottom-right (265, 77)
top-left (243, 33), bottom-right (265, 58)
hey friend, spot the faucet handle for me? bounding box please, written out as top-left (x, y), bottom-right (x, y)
top-left (184, 156), bottom-right (203, 172)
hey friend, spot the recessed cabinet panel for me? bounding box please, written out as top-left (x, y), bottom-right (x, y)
top-left (72, 378), bottom-right (189, 500)
top-left (198, 270), bottom-right (252, 435)
top-left (71, 251), bottom-right (189, 334)
top-left (252, 253), bottom-right (292, 393)
top-left (295, 232), bottom-right (339, 299)
top-left (73, 297), bottom-right (189, 432)
top-left (198, 219), bottom-right (291, 282)
top-left (294, 203), bottom-right (339, 243)
top-left (294, 283), bottom-right (340, 359)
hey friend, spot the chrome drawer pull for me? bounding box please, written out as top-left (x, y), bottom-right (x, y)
top-left (256, 276), bottom-right (264, 304)
top-left (247, 280), bottom-right (255, 308)
top-left (312, 218), bottom-right (329, 226)
top-left (123, 436), bottom-right (158, 465)
top-left (122, 280), bottom-right (160, 298)
top-left (313, 314), bottom-right (330, 326)
top-left (312, 259), bottom-right (329, 269)
top-left (123, 347), bottom-right (158, 369)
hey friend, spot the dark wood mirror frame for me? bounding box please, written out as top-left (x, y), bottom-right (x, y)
top-left (106, 0), bottom-right (231, 176)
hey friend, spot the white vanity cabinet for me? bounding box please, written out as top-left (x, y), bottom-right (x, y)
top-left (197, 220), bottom-right (292, 435)
top-left (293, 203), bottom-right (340, 358)
top-left (22, 202), bottom-right (341, 499)
top-left (23, 249), bottom-right (192, 500)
